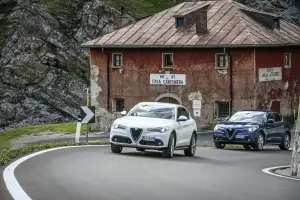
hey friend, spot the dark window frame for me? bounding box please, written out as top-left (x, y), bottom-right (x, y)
top-left (216, 102), bottom-right (230, 118)
top-left (284, 53), bottom-right (291, 68)
top-left (216, 53), bottom-right (227, 69)
top-left (113, 98), bottom-right (124, 112)
top-left (162, 53), bottom-right (174, 68)
top-left (176, 17), bottom-right (184, 28)
top-left (112, 53), bottom-right (123, 67)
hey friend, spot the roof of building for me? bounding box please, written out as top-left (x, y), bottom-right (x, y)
top-left (82, 0), bottom-right (300, 48)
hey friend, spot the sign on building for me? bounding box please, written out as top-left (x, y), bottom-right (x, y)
top-left (150, 74), bottom-right (186, 85)
top-left (258, 67), bottom-right (282, 82)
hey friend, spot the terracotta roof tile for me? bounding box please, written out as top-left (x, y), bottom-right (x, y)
top-left (82, 0), bottom-right (300, 48)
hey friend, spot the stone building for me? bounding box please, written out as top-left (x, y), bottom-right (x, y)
top-left (82, 0), bottom-right (300, 130)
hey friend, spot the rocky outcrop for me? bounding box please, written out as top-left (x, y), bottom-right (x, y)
top-left (238, 0), bottom-right (300, 25)
top-left (0, 0), bottom-right (133, 131)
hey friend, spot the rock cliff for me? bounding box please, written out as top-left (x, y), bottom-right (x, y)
top-left (0, 0), bottom-right (133, 131)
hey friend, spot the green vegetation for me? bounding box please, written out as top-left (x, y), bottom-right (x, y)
top-left (40, 0), bottom-right (90, 32)
top-left (0, 141), bottom-right (109, 167)
top-left (105, 0), bottom-right (183, 19)
top-left (0, 122), bottom-right (90, 150)
top-left (283, 114), bottom-right (297, 128)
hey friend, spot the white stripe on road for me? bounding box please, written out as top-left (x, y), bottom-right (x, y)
top-left (3, 145), bottom-right (110, 200)
top-left (262, 166), bottom-right (300, 181)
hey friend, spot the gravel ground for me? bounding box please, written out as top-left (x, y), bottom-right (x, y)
top-left (274, 167), bottom-right (300, 179)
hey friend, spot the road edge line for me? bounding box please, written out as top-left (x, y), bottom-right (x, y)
top-left (262, 166), bottom-right (300, 181)
top-left (3, 145), bottom-right (110, 200)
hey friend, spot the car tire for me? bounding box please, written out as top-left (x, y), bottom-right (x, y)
top-left (163, 133), bottom-right (175, 158)
top-left (214, 142), bottom-right (226, 149)
top-left (184, 133), bottom-right (197, 156)
top-left (253, 132), bottom-right (264, 151)
top-left (136, 148), bottom-right (145, 152)
top-left (243, 144), bottom-right (251, 150)
top-left (111, 144), bottom-right (122, 153)
top-left (279, 133), bottom-right (290, 150)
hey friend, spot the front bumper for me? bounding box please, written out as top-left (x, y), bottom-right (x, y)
top-left (213, 130), bottom-right (256, 144)
top-left (110, 128), bottom-right (170, 150)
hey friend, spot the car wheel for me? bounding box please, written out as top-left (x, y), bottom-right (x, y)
top-left (111, 144), bottom-right (122, 153)
top-left (136, 148), bottom-right (145, 152)
top-left (253, 132), bottom-right (264, 151)
top-left (214, 142), bottom-right (226, 149)
top-left (243, 144), bottom-right (252, 150)
top-left (184, 133), bottom-right (197, 156)
top-left (163, 133), bottom-right (175, 158)
top-left (279, 133), bottom-right (290, 150)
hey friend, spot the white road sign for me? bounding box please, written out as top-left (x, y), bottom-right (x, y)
top-left (150, 74), bottom-right (186, 85)
top-left (80, 106), bottom-right (95, 124)
top-left (258, 67), bottom-right (282, 82)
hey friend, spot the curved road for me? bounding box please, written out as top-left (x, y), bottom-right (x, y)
top-left (2, 146), bottom-right (300, 200)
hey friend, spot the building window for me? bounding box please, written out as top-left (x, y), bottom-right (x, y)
top-left (176, 17), bottom-right (184, 28)
top-left (113, 98), bottom-right (124, 112)
top-left (216, 54), bottom-right (227, 69)
top-left (216, 102), bottom-right (230, 118)
top-left (112, 53), bottom-right (122, 67)
top-left (284, 53), bottom-right (291, 68)
top-left (162, 53), bottom-right (173, 68)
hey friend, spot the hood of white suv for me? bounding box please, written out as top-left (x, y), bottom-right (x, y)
top-left (114, 116), bottom-right (173, 128)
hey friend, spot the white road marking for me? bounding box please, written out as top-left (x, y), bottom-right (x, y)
top-left (262, 166), bottom-right (300, 181)
top-left (3, 145), bottom-right (110, 200)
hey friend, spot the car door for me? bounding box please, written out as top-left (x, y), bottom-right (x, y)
top-left (180, 107), bottom-right (194, 146)
top-left (265, 112), bottom-right (278, 143)
top-left (175, 107), bottom-right (185, 147)
top-left (273, 112), bottom-right (285, 142)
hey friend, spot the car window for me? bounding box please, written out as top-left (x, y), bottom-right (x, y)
top-left (273, 113), bottom-right (282, 122)
top-left (267, 113), bottom-right (274, 120)
top-left (181, 107), bottom-right (190, 119)
top-left (177, 107), bottom-right (182, 119)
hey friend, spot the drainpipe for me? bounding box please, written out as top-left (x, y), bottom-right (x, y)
top-left (225, 48), bottom-right (233, 116)
top-left (102, 48), bottom-right (110, 111)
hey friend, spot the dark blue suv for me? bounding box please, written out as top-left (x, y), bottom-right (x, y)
top-left (213, 110), bottom-right (291, 151)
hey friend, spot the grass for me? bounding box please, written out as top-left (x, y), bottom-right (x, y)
top-left (0, 122), bottom-right (91, 150)
top-left (0, 141), bottom-right (109, 168)
top-left (105, 0), bottom-right (183, 19)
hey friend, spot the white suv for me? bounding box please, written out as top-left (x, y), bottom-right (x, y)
top-left (110, 102), bottom-right (198, 158)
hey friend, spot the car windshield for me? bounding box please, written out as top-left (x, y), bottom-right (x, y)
top-left (228, 111), bottom-right (265, 124)
top-left (128, 105), bottom-right (175, 120)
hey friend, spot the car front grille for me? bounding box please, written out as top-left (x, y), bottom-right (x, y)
top-left (226, 129), bottom-right (235, 138)
top-left (130, 128), bottom-right (143, 142)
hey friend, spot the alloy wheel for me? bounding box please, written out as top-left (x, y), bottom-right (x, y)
top-left (171, 136), bottom-right (175, 157)
top-left (284, 135), bottom-right (290, 149)
top-left (258, 134), bottom-right (264, 150)
top-left (191, 135), bottom-right (196, 155)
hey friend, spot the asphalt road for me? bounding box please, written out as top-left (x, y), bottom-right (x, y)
top-left (2, 145), bottom-right (299, 200)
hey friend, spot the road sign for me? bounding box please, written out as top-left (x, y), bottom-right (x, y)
top-left (80, 106), bottom-right (95, 124)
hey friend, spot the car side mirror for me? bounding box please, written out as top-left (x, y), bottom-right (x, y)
top-left (120, 111), bottom-right (127, 116)
top-left (177, 115), bottom-right (188, 122)
top-left (267, 119), bottom-right (274, 124)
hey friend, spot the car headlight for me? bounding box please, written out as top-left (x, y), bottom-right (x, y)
top-left (247, 125), bottom-right (259, 132)
top-left (214, 125), bottom-right (221, 131)
top-left (113, 124), bottom-right (127, 129)
top-left (147, 127), bottom-right (170, 133)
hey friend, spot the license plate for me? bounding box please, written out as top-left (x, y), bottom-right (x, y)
top-left (235, 135), bottom-right (245, 139)
top-left (143, 136), bottom-right (155, 141)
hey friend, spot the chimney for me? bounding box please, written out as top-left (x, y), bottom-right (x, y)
top-left (116, 7), bottom-right (125, 29)
top-left (196, 6), bottom-right (209, 34)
